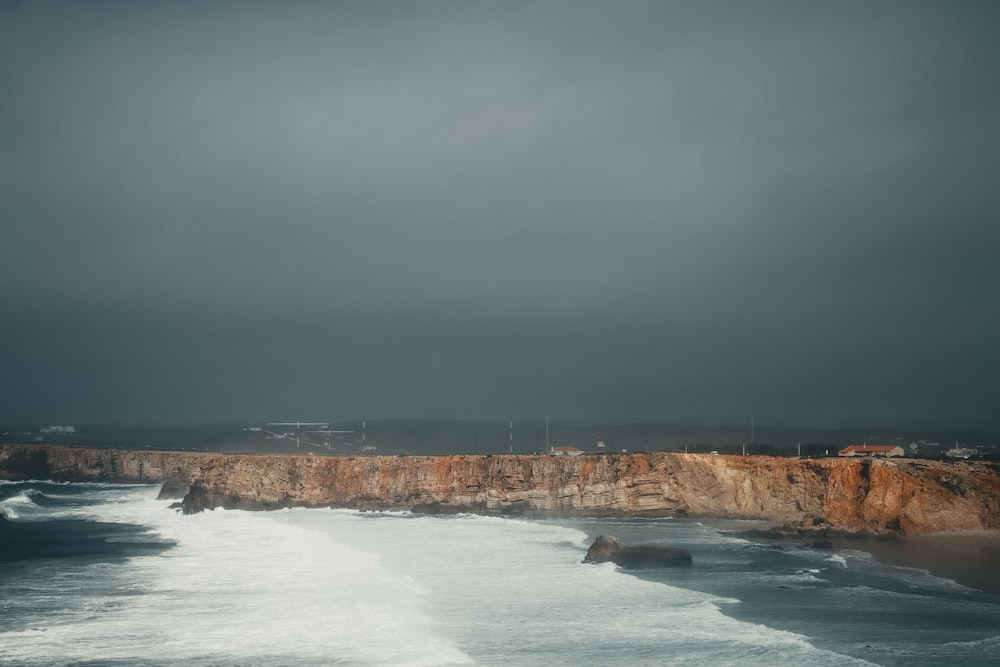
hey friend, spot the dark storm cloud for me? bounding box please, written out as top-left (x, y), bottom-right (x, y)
top-left (2, 1), bottom-right (999, 426)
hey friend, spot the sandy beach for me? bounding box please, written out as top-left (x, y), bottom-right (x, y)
top-left (709, 519), bottom-right (1000, 596)
top-left (789, 529), bottom-right (1000, 596)
top-left (848, 531), bottom-right (1000, 596)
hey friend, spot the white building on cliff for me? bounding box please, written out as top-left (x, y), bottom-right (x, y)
top-left (550, 446), bottom-right (584, 456)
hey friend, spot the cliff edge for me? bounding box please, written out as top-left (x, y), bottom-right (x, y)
top-left (2, 445), bottom-right (998, 536)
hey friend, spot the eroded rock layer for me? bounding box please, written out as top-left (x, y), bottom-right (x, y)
top-left (2, 445), bottom-right (998, 535)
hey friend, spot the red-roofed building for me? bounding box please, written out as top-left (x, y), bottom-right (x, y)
top-left (838, 444), bottom-right (905, 458)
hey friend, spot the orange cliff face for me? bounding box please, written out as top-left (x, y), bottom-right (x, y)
top-left (2, 445), bottom-right (999, 536)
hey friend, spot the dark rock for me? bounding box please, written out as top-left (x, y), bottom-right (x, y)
top-left (584, 535), bottom-right (692, 568)
top-left (732, 518), bottom-right (880, 542)
top-left (0, 448), bottom-right (50, 481)
top-left (410, 501), bottom-right (482, 515)
top-left (180, 480), bottom-right (215, 514)
top-left (180, 480), bottom-right (274, 514)
top-left (157, 474), bottom-right (191, 500)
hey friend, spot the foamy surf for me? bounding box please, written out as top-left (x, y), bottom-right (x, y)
top-left (2, 483), bottom-right (998, 666)
top-left (0, 491), bottom-right (38, 519)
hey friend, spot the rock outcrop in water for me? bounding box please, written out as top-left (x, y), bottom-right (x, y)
top-left (2, 445), bottom-right (999, 536)
top-left (584, 535), bottom-right (692, 567)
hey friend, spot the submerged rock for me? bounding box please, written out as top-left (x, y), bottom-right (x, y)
top-left (584, 535), bottom-right (692, 568)
top-left (733, 516), bottom-right (902, 541)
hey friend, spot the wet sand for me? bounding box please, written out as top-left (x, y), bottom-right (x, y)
top-left (709, 520), bottom-right (1000, 596)
top-left (842, 531), bottom-right (1000, 596)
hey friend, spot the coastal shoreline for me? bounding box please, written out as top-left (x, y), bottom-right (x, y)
top-left (3, 445), bottom-right (999, 586)
top-left (850, 530), bottom-right (1000, 596)
top-left (710, 519), bottom-right (1000, 596)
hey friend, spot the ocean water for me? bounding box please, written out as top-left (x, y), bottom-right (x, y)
top-left (1, 481), bottom-right (998, 666)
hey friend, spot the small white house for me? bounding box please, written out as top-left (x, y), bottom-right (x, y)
top-left (550, 446), bottom-right (585, 456)
top-left (946, 447), bottom-right (977, 459)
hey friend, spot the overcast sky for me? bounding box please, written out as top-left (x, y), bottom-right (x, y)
top-left (2, 1), bottom-right (999, 428)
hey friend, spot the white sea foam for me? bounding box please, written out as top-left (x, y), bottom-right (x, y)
top-left (1, 488), bottom-right (470, 666)
top-left (827, 554), bottom-right (849, 567)
top-left (0, 491), bottom-right (39, 519)
top-left (265, 508), bottom-right (870, 666)
top-left (0, 488), bottom-right (878, 666)
top-left (782, 568), bottom-right (823, 585)
top-left (944, 635), bottom-right (1000, 649)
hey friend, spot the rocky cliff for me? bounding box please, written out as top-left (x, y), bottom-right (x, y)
top-left (0, 445), bottom-right (218, 485)
top-left (3, 445), bottom-right (999, 535)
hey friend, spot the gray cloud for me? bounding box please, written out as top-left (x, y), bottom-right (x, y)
top-left (2, 1), bottom-right (999, 426)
